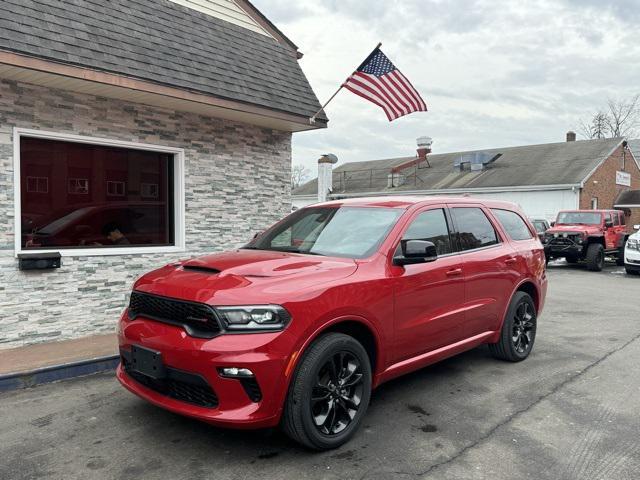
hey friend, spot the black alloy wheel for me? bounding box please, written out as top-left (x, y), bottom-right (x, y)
top-left (311, 351), bottom-right (364, 435)
top-left (282, 333), bottom-right (372, 450)
top-left (489, 291), bottom-right (537, 362)
top-left (511, 301), bottom-right (535, 355)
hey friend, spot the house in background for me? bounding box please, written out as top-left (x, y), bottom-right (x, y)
top-left (293, 133), bottom-right (640, 225)
top-left (615, 140), bottom-right (640, 226)
top-left (0, 0), bottom-right (327, 348)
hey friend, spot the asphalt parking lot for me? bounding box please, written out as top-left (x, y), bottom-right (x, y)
top-left (2, 262), bottom-right (640, 480)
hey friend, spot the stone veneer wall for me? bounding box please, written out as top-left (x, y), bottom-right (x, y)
top-left (0, 79), bottom-right (292, 348)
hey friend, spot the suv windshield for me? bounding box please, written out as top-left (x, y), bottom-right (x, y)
top-left (245, 206), bottom-right (403, 259)
top-left (556, 212), bottom-right (602, 225)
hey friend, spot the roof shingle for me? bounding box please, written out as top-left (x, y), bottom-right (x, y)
top-left (293, 138), bottom-right (623, 196)
top-left (0, 0), bottom-right (326, 122)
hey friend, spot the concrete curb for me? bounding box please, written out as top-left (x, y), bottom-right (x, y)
top-left (0, 355), bottom-right (119, 392)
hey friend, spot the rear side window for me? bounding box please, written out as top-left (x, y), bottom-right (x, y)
top-left (451, 208), bottom-right (499, 251)
top-left (491, 209), bottom-right (533, 241)
top-left (613, 212), bottom-right (620, 226)
top-left (401, 208), bottom-right (453, 255)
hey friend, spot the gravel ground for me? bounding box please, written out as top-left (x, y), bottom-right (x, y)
top-left (2, 262), bottom-right (639, 480)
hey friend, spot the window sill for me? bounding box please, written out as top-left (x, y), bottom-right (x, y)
top-left (14, 245), bottom-right (186, 258)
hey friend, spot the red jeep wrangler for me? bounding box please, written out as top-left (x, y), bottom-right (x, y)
top-left (543, 209), bottom-right (628, 271)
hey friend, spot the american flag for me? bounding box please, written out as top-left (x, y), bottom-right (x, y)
top-left (343, 47), bottom-right (427, 121)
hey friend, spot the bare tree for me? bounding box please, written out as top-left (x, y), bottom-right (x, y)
top-left (579, 95), bottom-right (640, 139)
top-left (605, 95), bottom-right (639, 138)
top-left (579, 111), bottom-right (608, 139)
top-left (291, 164), bottom-right (311, 189)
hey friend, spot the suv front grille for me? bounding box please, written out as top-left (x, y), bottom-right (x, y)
top-left (122, 356), bottom-right (219, 408)
top-left (128, 291), bottom-right (221, 338)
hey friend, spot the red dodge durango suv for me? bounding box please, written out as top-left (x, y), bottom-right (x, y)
top-left (117, 197), bottom-right (547, 449)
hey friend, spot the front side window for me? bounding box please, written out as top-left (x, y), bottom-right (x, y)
top-left (556, 211), bottom-right (602, 225)
top-left (246, 206), bottom-right (403, 259)
top-left (491, 209), bottom-right (533, 241)
top-left (399, 209), bottom-right (453, 255)
top-left (451, 207), bottom-right (499, 251)
top-left (20, 137), bottom-right (174, 249)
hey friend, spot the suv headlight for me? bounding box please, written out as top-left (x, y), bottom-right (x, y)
top-left (627, 238), bottom-right (640, 251)
top-left (216, 305), bottom-right (291, 332)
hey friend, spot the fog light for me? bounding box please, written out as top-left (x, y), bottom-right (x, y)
top-left (219, 367), bottom-right (254, 378)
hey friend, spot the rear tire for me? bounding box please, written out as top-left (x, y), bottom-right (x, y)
top-left (489, 292), bottom-right (537, 362)
top-left (616, 248), bottom-right (625, 266)
top-left (585, 243), bottom-right (604, 271)
top-left (282, 333), bottom-right (372, 450)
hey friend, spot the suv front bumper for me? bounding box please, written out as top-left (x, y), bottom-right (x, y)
top-left (625, 245), bottom-right (640, 272)
top-left (544, 240), bottom-right (584, 257)
top-left (116, 309), bottom-right (295, 429)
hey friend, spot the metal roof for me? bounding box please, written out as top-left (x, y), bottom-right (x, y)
top-left (0, 0), bottom-right (327, 123)
top-left (293, 138), bottom-right (623, 196)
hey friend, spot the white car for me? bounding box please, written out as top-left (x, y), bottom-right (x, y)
top-left (625, 225), bottom-right (640, 275)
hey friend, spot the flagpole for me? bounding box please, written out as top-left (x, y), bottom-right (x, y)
top-left (309, 42), bottom-right (382, 124)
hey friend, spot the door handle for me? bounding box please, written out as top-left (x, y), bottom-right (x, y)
top-left (505, 257), bottom-right (517, 265)
top-left (445, 268), bottom-right (462, 276)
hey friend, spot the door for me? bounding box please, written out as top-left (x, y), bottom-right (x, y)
top-left (450, 206), bottom-right (519, 338)
top-left (392, 207), bottom-right (466, 361)
top-left (603, 212), bottom-right (617, 250)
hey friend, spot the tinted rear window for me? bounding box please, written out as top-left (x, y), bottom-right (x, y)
top-left (451, 207), bottom-right (499, 251)
top-left (491, 209), bottom-right (533, 241)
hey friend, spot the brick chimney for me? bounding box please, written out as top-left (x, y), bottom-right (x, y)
top-left (566, 131), bottom-right (576, 142)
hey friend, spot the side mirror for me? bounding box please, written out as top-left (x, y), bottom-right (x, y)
top-left (604, 220), bottom-right (613, 228)
top-left (394, 240), bottom-right (438, 266)
top-left (634, 224), bottom-right (640, 231)
top-left (550, 221), bottom-right (555, 227)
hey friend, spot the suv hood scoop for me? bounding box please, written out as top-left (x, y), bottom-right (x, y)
top-left (181, 265), bottom-right (221, 274)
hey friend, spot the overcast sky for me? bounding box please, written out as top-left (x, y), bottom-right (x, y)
top-left (253, 0), bottom-right (640, 177)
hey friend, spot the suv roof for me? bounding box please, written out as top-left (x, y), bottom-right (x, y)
top-left (315, 196), bottom-right (521, 210)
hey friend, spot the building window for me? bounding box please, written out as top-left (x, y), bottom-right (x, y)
top-left (19, 135), bottom-right (178, 251)
top-left (26, 176), bottom-right (49, 193)
top-left (68, 178), bottom-right (89, 194)
top-left (106, 180), bottom-right (126, 197)
top-left (590, 197), bottom-right (598, 210)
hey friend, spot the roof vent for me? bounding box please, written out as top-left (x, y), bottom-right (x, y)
top-left (454, 152), bottom-right (501, 172)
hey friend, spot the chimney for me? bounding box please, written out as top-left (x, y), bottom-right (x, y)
top-left (317, 153), bottom-right (338, 203)
top-left (416, 136), bottom-right (433, 160)
top-left (566, 131), bottom-right (576, 142)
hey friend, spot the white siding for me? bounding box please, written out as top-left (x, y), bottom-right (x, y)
top-left (167, 0), bottom-right (273, 37)
top-left (452, 189), bottom-right (579, 222)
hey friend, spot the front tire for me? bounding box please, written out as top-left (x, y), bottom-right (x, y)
top-left (585, 243), bottom-right (604, 271)
top-left (282, 333), bottom-right (372, 450)
top-left (626, 267), bottom-right (640, 275)
top-left (489, 292), bottom-right (537, 362)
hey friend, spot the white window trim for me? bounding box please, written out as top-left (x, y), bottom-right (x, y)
top-left (13, 128), bottom-right (186, 257)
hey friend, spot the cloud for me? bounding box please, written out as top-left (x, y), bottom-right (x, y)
top-left (252, 0), bottom-right (640, 175)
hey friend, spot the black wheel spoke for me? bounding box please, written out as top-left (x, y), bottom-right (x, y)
top-left (342, 373), bottom-right (363, 388)
top-left (311, 350), bottom-right (364, 436)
